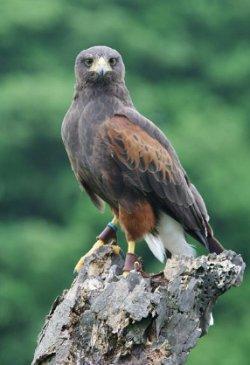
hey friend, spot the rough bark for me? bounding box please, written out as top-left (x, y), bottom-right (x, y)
top-left (32, 244), bottom-right (245, 365)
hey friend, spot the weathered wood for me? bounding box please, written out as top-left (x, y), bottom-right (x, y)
top-left (32, 245), bottom-right (245, 365)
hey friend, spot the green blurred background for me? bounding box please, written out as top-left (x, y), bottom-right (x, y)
top-left (0, 1), bottom-right (249, 364)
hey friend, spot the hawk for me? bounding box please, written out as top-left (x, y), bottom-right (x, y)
top-left (62, 46), bottom-right (224, 274)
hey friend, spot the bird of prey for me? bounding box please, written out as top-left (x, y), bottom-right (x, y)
top-left (62, 45), bottom-right (224, 274)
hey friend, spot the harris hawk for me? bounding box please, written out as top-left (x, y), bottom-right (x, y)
top-left (61, 46), bottom-right (224, 274)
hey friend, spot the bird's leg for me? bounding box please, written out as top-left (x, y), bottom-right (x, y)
top-left (74, 216), bottom-right (120, 273)
top-left (123, 240), bottom-right (141, 277)
top-left (106, 216), bottom-right (121, 255)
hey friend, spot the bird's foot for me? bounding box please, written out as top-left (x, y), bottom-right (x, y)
top-left (74, 239), bottom-right (121, 273)
top-left (74, 239), bottom-right (104, 273)
top-left (111, 243), bottom-right (121, 255)
top-left (122, 253), bottom-right (142, 277)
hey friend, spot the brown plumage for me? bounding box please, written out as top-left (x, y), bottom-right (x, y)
top-left (105, 116), bottom-right (174, 182)
top-left (62, 45), bottom-right (224, 264)
top-left (119, 201), bottom-right (156, 241)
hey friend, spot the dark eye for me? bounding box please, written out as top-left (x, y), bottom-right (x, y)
top-left (109, 57), bottom-right (117, 66)
top-left (83, 58), bottom-right (93, 67)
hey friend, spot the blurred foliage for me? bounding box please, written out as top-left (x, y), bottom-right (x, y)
top-left (0, 1), bottom-right (249, 364)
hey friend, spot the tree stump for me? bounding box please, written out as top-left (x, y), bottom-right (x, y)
top-left (32, 244), bottom-right (245, 365)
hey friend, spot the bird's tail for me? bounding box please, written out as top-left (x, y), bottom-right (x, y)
top-left (144, 213), bottom-right (196, 263)
top-left (203, 220), bottom-right (224, 254)
top-left (206, 234), bottom-right (224, 254)
top-left (144, 214), bottom-right (224, 262)
top-left (144, 233), bottom-right (166, 263)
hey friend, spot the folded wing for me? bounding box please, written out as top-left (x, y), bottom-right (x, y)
top-left (101, 114), bottom-right (212, 248)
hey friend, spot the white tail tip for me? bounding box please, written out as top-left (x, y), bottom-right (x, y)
top-left (144, 233), bottom-right (166, 263)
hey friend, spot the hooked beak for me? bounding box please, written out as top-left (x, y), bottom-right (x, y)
top-left (90, 57), bottom-right (112, 76)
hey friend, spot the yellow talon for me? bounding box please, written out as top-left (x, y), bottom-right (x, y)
top-left (74, 239), bottom-right (104, 273)
top-left (123, 271), bottom-right (129, 278)
top-left (74, 240), bottom-right (121, 273)
top-left (111, 244), bottom-right (121, 255)
top-left (74, 216), bottom-right (120, 274)
top-left (74, 256), bottom-right (85, 274)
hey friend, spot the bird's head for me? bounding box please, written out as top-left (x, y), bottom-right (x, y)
top-left (75, 46), bottom-right (125, 86)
